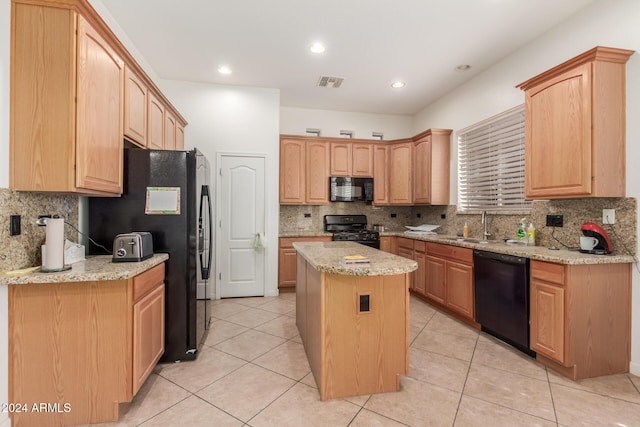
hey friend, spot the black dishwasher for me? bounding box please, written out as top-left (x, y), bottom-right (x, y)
top-left (473, 250), bottom-right (535, 357)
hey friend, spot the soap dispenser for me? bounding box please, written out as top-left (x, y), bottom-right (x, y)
top-left (463, 222), bottom-right (469, 238)
top-left (517, 218), bottom-right (526, 242)
top-left (527, 223), bottom-right (536, 246)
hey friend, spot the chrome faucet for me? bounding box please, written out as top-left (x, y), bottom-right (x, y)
top-left (481, 211), bottom-right (491, 240)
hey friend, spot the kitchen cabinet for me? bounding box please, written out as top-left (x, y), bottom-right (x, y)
top-left (517, 46), bottom-right (633, 199)
top-left (379, 236), bottom-right (392, 253)
top-left (164, 110), bottom-right (177, 150)
top-left (306, 140), bottom-right (330, 204)
top-left (413, 129), bottom-right (452, 205)
top-left (148, 91), bottom-right (166, 150)
top-left (396, 237), bottom-right (415, 289)
top-left (388, 141), bottom-right (413, 205)
top-left (373, 144), bottom-right (389, 205)
top-left (8, 263), bottom-right (166, 426)
top-left (412, 240), bottom-right (427, 295)
top-left (279, 137), bottom-right (329, 205)
top-left (424, 243), bottom-right (474, 320)
top-left (278, 236), bottom-right (332, 289)
top-left (176, 123), bottom-right (185, 150)
top-left (124, 65), bottom-right (148, 148)
top-left (529, 260), bottom-right (631, 380)
top-left (330, 142), bottom-right (374, 177)
top-left (11, 4), bottom-right (124, 195)
top-left (330, 142), bottom-right (352, 175)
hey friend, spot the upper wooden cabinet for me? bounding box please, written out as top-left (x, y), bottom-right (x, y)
top-left (124, 65), bottom-right (148, 148)
top-left (11, 3), bottom-right (124, 194)
top-left (413, 129), bottom-right (452, 205)
top-left (165, 110), bottom-right (177, 151)
top-left (388, 141), bottom-right (413, 205)
top-left (176, 123), bottom-right (185, 150)
top-left (279, 137), bottom-right (329, 205)
top-left (373, 144), bottom-right (389, 205)
top-left (148, 92), bottom-right (165, 150)
top-left (517, 46), bottom-right (633, 199)
top-left (10, 0), bottom-right (188, 194)
top-left (329, 142), bottom-right (374, 177)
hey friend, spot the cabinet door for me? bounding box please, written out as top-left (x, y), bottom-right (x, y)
top-left (379, 236), bottom-right (392, 253)
top-left (330, 142), bottom-right (352, 176)
top-left (389, 142), bottom-right (413, 204)
top-left (425, 255), bottom-right (446, 304)
top-left (133, 283), bottom-right (165, 395)
top-left (445, 261), bottom-right (474, 319)
top-left (530, 279), bottom-right (565, 363)
top-left (279, 139), bottom-right (306, 204)
top-left (278, 247), bottom-right (298, 288)
top-left (525, 65), bottom-right (591, 198)
top-left (123, 66), bottom-right (147, 147)
top-left (75, 15), bottom-right (124, 194)
top-left (148, 92), bottom-right (165, 150)
top-left (352, 143), bottom-right (374, 177)
top-left (396, 247), bottom-right (414, 289)
top-left (306, 141), bottom-right (329, 204)
top-left (413, 250), bottom-right (426, 296)
top-left (373, 144), bottom-right (389, 205)
top-left (413, 135), bottom-right (431, 204)
top-left (175, 123), bottom-right (185, 150)
top-left (164, 110), bottom-right (176, 150)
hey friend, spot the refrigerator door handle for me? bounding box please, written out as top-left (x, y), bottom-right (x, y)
top-left (199, 185), bottom-right (213, 280)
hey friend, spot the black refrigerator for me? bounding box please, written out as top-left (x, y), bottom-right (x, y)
top-left (89, 147), bottom-right (212, 362)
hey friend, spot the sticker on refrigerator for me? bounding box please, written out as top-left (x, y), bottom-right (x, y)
top-left (145, 187), bottom-right (181, 214)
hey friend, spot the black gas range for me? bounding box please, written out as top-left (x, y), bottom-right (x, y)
top-left (324, 215), bottom-right (380, 249)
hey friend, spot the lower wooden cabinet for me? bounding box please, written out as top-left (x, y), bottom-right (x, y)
top-left (8, 262), bottom-right (166, 426)
top-left (423, 243), bottom-right (474, 320)
top-left (278, 236), bottom-right (332, 290)
top-left (395, 237), bottom-right (415, 289)
top-left (529, 260), bottom-right (631, 380)
top-left (379, 236), bottom-right (392, 253)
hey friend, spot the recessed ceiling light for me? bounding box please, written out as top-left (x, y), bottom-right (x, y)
top-left (309, 42), bottom-right (326, 54)
top-left (391, 81), bottom-right (406, 89)
top-left (455, 64), bottom-right (471, 72)
top-left (217, 65), bottom-right (232, 75)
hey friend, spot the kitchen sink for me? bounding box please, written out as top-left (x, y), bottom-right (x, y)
top-left (439, 237), bottom-right (497, 244)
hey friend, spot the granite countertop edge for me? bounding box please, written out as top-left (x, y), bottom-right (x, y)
top-left (0, 254), bottom-right (169, 286)
top-left (293, 241), bottom-right (418, 276)
top-left (282, 231), bottom-right (634, 265)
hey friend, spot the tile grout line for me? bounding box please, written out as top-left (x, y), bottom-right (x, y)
top-left (450, 332), bottom-right (479, 426)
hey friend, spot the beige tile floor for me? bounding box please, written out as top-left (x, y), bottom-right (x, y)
top-left (93, 293), bottom-right (640, 426)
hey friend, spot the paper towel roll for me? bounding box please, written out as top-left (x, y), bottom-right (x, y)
top-left (45, 218), bottom-right (65, 270)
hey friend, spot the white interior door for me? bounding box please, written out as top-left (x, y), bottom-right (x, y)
top-left (217, 154), bottom-right (266, 298)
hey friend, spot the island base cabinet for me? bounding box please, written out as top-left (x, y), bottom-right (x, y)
top-left (297, 255), bottom-right (409, 401)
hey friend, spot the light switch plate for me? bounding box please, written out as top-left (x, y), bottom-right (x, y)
top-left (603, 209), bottom-right (615, 224)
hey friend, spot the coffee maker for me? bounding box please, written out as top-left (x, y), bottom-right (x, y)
top-left (580, 222), bottom-right (613, 255)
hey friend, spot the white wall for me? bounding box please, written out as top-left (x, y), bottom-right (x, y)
top-left (159, 80), bottom-right (281, 297)
top-left (280, 106), bottom-right (412, 140)
top-left (413, 0), bottom-right (640, 374)
top-left (0, 0), bottom-right (10, 423)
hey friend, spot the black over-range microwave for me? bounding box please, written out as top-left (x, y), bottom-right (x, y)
top-left (329, 177), bottom-right (374, 202)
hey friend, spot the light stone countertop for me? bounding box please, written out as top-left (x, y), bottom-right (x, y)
top-left (0, 254), bottom-right (169, 286)
top-left (293, 241), bottom-right (417, 276)
top-left (279, 231), bottom-right (333, 238)
top-left (282, 231), bottom-right (635, 265)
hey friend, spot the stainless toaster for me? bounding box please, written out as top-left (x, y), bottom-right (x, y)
top-left (112, 232), bottom-right (154, 262)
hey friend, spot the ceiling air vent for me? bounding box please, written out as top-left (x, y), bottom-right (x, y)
top-left (317, 76), bottom-right (344, 88)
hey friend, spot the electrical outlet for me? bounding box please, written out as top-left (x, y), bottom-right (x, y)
top-left (441, 214), bottom-right (446, 219)
top-left (390, 213), bottom-right (397, 218)
top-left (603, 209), bottom-right (616, 224)
top-left (10, 215), bottom-right (21, 236)
top-left (546, 214), bottom-right (564, 227)
top-left (416, 213), bottom-right (421, 218)
top-left (304, 213), bottom-right (311, 218)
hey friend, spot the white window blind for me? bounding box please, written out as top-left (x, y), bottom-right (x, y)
top-left (457, 104), bottom-right (530, 213)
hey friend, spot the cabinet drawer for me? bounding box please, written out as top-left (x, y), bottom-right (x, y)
top-left (279, 236), bottom-right (331, 248)
top-left (413, 240), bottom-right (426, 253)
top-left (531, 260), bottom-right (565, 285)
top-left (133, 263), bottom-right (165, 302)
top-left (397, 237), bottom-right (414, 251)
top-left (426, 243), bottom-right (473, 264)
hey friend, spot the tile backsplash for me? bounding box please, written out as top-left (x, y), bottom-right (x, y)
top-left (0, 188), bottom-right (79, 271)
top-left (280, 197), bottom-right (637, 256)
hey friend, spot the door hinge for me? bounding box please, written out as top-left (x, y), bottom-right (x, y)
top-left (219, 168), bottom-right (222, 176)
top-left (219, 220), bottom-right (222, 228)
top-left (219, 272), bottom-right (221, 280)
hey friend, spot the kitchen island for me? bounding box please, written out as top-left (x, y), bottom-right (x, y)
top-left (293, 241), bottom-right (417, 400)
top-left (2, 255), bottom-right (168, 427)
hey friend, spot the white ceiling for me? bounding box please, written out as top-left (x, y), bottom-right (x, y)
top-left (101, 0), bottom-right (598, 115)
